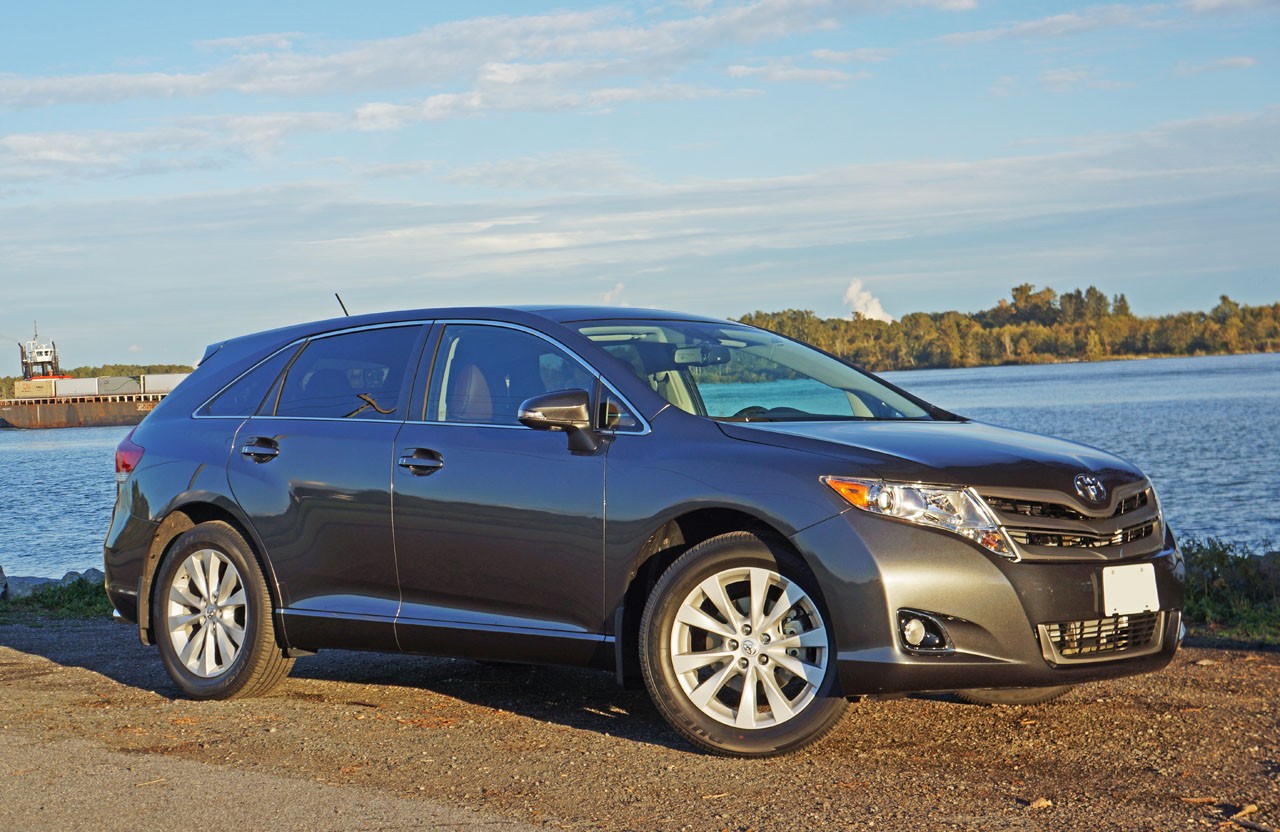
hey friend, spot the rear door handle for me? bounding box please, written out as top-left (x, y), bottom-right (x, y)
top-left (240, 437), bottom-right (279, 462)
top-left (398, 448), bottom-right (443, 475)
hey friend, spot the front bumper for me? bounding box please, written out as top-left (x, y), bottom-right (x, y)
top-left (791, 510), bottom-right (1185, 697)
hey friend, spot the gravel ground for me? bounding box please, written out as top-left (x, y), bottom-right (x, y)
top-left (1, 619), bottom-right (1276, 831)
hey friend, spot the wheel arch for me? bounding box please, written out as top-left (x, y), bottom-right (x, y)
top-left (137, 498), bottom-right (285, 647)
top-left (611, 507), bottom-right (820, 688)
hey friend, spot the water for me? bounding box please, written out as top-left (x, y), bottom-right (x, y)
top-left (1, 354), bottom-right (1276, 578)
top-left (0, 425), bottom-right (129, 579)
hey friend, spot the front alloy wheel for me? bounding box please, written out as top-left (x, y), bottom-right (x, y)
top-left (640, 532), bottom-right (846, 756)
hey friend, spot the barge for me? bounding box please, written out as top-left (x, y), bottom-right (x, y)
top-left (0, 326), bottom-right (187, 430)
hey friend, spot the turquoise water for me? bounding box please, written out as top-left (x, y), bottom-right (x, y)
top-left (1, 353), bottom-right (1275, 578)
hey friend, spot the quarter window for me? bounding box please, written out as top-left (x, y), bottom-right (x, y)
top-left (199, 345), bottom-right (300, 418)
top-left (273, 326), bottom-right (421, 420)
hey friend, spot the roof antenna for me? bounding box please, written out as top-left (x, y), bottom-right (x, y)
top-left (335, 293), bottom-right (350, 317)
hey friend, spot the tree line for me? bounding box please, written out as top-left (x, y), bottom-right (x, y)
top-left (739, 284), bottom-right (1280, 372)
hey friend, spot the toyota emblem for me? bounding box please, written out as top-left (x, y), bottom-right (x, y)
top-left (1074, 474), bottom-right (1108, 503)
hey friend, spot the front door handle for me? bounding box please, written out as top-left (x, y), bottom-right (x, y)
top-left (240, 437), bottom-right (279, 462)
top-left (398, 448), bottom-right (443, 475)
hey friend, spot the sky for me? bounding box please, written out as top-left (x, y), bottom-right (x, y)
top-left (1, 1), bottom-right (1277, 366)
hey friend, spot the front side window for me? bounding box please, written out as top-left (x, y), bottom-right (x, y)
top-left (427, 324), bottom-right (596, 426)
top-left (573, 319), bottom-right (933, 422)
top-left (272, 326), bottom-right (421, 420)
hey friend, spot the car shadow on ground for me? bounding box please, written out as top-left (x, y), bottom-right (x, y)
top-left (0, 620), bottom-right (690, 752)
top-left (288, 649), bottom-right (690, 751)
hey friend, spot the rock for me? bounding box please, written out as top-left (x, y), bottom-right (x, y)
top-left (1027, 798), bottom-right (1053, 810)
top-left (0, 564), bottom-right (7, 602)
top-left (1194, 659), bottom-right (1217, 667)
top-left (56, 568), bottom-right (103, 586)
top-left (3, 576), bottom-right (56, 599)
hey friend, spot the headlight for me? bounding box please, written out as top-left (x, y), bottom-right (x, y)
top-left (822, 476), bottom-right (1016, 559)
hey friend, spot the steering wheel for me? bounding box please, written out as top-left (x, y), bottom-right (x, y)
top-left (732, 405), bottom-right (770, 418)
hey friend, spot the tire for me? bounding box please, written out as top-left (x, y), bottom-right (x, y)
top-left (639, 531), bottom-right (847, 757)
top-left (955, 685), bottom-right (1075, 706)
top-left (153, 521), bottom-right (293, 699)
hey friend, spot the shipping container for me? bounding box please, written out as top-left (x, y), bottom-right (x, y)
top-left (14, 379), bottom-right (56, 399)
top-left (53, 377), bottom-right (99, 397)
top-left (97, 376), bottom-right (142, 395)
top-left (140, 373), bottom-right (189, 394)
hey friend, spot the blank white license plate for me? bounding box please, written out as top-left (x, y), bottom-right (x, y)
top-left (1102, 564), bottom-right (1160, 616)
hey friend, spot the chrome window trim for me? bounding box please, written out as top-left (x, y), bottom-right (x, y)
top-left (417, 318), bottom-right (651, 436)
top-left (191, 320), bottom-right (433, 421)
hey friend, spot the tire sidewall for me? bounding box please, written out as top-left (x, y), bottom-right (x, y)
top-left (154, 522), bottom-right (273, 699)
top-left (640, 533), bottom-right (845, 756)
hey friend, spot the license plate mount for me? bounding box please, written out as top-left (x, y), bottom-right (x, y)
top-left (1102, 564), bottom-right (1160, 616)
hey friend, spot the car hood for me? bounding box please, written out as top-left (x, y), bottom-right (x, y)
top-left (717, 419), bottom-right (1146, 494)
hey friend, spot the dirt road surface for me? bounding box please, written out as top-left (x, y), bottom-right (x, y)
top-left (1, 619), bottom-right (1276, 831)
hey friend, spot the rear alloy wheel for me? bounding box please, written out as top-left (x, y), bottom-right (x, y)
top-left (154, 521), bottom-right (293, 699)
top-left (955, 685), bottom-right (1075, 706)
top-left (640, 532), bottom-right (846, 756)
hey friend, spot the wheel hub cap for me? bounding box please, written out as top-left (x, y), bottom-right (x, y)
top-left (165, 548), bottom-right (249, 679)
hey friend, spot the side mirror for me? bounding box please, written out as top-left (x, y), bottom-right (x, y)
top-left (518, 389), bottom-right (599, 453)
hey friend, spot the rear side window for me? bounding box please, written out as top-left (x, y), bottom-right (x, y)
top-left (272, 326), bottom-right (421, 420)
top-left (198, 345), bottom-right (300, 418)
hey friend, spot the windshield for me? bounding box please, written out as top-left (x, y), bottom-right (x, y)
top-left (571, 319), bottom-right (934, 422)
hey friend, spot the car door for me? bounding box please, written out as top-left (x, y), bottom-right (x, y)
top-left (391, 321), bottom-right (608, 664)
top-left (227, 323), bottom-right (429, 651)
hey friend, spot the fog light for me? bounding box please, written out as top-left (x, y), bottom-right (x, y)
top-left (903, 618), bottom-right (927, 647)
top-left (897, 609), bottom-right (952, 653)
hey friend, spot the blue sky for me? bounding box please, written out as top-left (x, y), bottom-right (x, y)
top-left (1, 1), bottom-right (1277, 365)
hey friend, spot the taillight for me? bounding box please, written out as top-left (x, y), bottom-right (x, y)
top-left (115, 429), bottom-right (145, 484)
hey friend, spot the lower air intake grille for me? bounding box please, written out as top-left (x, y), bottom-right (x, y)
top-left (1039, 612), bottom-right (1164, 664)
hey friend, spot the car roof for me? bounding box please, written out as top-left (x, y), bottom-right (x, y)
top-left (201, 305), bottom-right (733, 365)
top-left (510, 305), bottom-right (727, 325)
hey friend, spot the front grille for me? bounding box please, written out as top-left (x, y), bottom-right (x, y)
top-left (1007, 520), bottom-right (1157, 549)
top-left (980, 485), bottom-right (1162, 561)
top-left (1039, 612), bottom-right (1163, 663)
top-left (984, 490), bottom-right (1149, 522)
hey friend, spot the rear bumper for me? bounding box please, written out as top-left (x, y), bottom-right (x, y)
top-left (791, 511), bottom-right (1185, 696)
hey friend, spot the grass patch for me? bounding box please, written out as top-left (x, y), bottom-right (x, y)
top-left (0, 577), bottom-right (114, 623)
top-left (1181, 537), bottom-right (1280, 645)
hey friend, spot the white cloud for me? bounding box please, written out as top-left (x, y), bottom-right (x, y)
top-left (940, 4), bottom-right (1172, 44)
top-left (844, 279), bottom-right (894, 321)
top-left (1184, 0), bottom-right (1280, 11)
top-left (0, 2), bottom-right (963, 110)
top-left (810, 47), bottom-right (892, 63)
top-left (727, 59), bottom-right (866, 85)
top-left (445, 151), bottom-right (651, 192)
top-left (0, 111), bottom-right (345, 183)
top-left (1176, 56), bottom-right (1260, 75)
top-left (361, 161), bottom-right (437, 179)
top-left (197, 32), bottom-right (303, 52)
top-left (1039, 68), bottom-right (1132, 92)
top-left (602, 282), bottom-right (627, 304)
